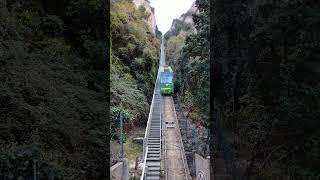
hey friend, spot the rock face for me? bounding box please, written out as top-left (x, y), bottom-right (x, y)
top-left (165, 1), bottom-right (199, 39)
top-left (177, 1), bottom-right (199, 25)
top-left (133, 0), bottom-right (157, 34)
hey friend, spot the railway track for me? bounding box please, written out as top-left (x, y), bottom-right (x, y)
top-left (162, 96), bottom-right (191, 180)
top-left (141, 39), bottom-right (190, 180)
top-left (142, 93), bottom-right (191, 180)
top-left (142, 83), bottom-right (162, 180)
top-left (141, 41), bottom-right (164, 180)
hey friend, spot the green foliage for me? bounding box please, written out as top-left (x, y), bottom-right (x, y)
top-left (209, 0), bottom-right (320, 178)
top-left (111, 0), bottom-right (159, 100)
top-left (166, 0), bottom-right (320, 178)
top-left (110, 1), bottom-right (160, 169)
top-left (41, 15), bottom-right (64, 36)
top-left (0, 0), bottom-right (108, 179)
top-left (165, 34), bottom-right (186, 67)
top-left (44, 38), bottom-right (72, 61)
top-left (164, 0), bottom-right (209, 126)
top-left (0, 144), bottom-right (63, 180)
top-left (110, 0), bottom-right (160, 136)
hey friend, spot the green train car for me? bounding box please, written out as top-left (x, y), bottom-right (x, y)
top-left (159, 65), bottom-right (174, 95)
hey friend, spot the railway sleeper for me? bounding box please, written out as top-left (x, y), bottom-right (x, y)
top-left (148, 149), bottom-right (160, 151)
top-left (146, 157), bottom-right (161, 161)
top-left (146, 162), bottom-right (160, 167)
top-left (146, 176), bottom-right (160, 180)
top-left (148, 151), bottom-right (160, 154)
top-left (149, 136), bottom-right (160, 139)
top-left (147, 139), bottom-right (160, 141)
top-left (146, 171), bottom-right (161, 176)
top-left (147, 167), bottom-right (160, 171)
top-left (149, 130), bottom-right (160, 132)
top-left (148, 144), bottom-right (160, 148)
top-left (148, 136), bottom-right (160, 138)
top-left (147, 151), bottom-right (160, 155)
top-left (147, 148), bottom-right (160, 150)
top-left (149, 132), bottom-right (160, 134)
top-left (147, 155), bottom-right (160, 158)
top-left (148, 143), bottom-right (160, 146)
top-left (147, 141), bottom-right (160, 143)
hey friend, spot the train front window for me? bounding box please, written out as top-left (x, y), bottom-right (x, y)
top-left (160, 73), bottom-right (173, 83)
top-left (161, 77), bottom-right (173, 83)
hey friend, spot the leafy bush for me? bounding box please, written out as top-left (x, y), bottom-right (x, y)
top-left (0, 144), bottom-right (63, 180)
top-left (110, 0), bottom-right (160, 131)
top-left (0, 0), bottom-right (108, 179)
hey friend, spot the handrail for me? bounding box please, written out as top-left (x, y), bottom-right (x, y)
top-left (142, 39), bottom-right (164, 179)
top-left (143, 68), bottom-right (160, 157)
top-left (143, 39), bottom-right (163, 158)
top-left (140, 146), bottom-right (149, 180)
top-left (159, 91), bottom-right (162, 158)
top-left (171, 97), bottom-right (192, 180)
top-left (144, 73), bottom-right (159, 140)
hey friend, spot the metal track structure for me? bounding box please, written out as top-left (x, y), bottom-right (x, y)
top-left (141, 39), bottom-right (191, 180)
top-left (162, 96), bottom-right (191, 180)
top-left (141, 40), bottom-right (165, 180)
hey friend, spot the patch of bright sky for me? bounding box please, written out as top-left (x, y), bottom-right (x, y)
top-left (149, 0), bottom-right (195, 34)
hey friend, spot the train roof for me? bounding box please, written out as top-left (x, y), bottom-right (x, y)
top-left (159, 65), bottom-right (173, 73)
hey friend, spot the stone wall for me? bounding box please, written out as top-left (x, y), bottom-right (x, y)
top-left (110, 158), bottom-right (129, 180)
top-left (195, 153), bottom-right (210, 180)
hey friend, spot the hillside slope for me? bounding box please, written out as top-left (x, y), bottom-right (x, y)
top-left (0, 0), bottom-right (107, 179)
top-left (132, 0), bottom-right (157, 35)
top-left (164, 1), bottom-right (209, 126)
top-left (110, 0), bottom-right (161, 166)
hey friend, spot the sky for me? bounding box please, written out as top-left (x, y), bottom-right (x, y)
top-left (149, 0), bottom-right (195, 34)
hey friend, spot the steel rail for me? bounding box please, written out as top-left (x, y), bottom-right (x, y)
top-left (140, 146), bottom-right (149, 180)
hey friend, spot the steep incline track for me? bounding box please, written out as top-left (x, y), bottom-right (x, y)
top-left (162, 96), bottom-right (191, 180)
top-left (141, 39), bottom-right (191, 180)
top-left (141, 40), bottom-right (165, 180)
top-left (144, 84), bottom-right (162, 179)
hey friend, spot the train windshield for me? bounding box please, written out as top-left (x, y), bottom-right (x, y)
top-left (160, 72), bottom-right (173, 83)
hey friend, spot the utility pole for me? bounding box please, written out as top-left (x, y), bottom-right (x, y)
top-left (37, 159), bottom-right (40, 180)
top-left (120, 112), bottom-right (124, 158)
top-left (33, 159), bottom-right (37, 180)
top-left (185, 114), bottom-right (188, 139)
top-left (184, 105), bottom-right (187, 139)
top-left (192, 128), bottom-right (196, 151)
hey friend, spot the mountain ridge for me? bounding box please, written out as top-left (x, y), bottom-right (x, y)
top-left (133, 0), bottom-right (157, 34)
top-left (164, 1), bottom-right (199, 41)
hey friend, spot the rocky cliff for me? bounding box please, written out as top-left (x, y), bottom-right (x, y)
top-left (133, 0), bottom-right (157, 34)
top-left (164, 1), bottom-right (199, 39)
top-left (177, 1), bottom-right (199, 27)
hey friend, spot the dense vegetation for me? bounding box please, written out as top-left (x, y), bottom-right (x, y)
top-left (164, 1), bottom-right (209, 127)
top-left (110, 0), bottom-right (160, 164)
top-left (167, 0), bottom-right (320, 179)
top-left (0, 0), bottom-right (107, 179)
top-left (210, 0), bottom-right (320, 178)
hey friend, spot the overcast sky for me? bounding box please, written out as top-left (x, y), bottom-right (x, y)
top-left (149, 0), bottom-right (195, 34)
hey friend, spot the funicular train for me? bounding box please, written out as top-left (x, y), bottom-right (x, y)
top-left (160, 65), bottom-right (175, 128)
top-left (159, 65), bottom-right (174, 95)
